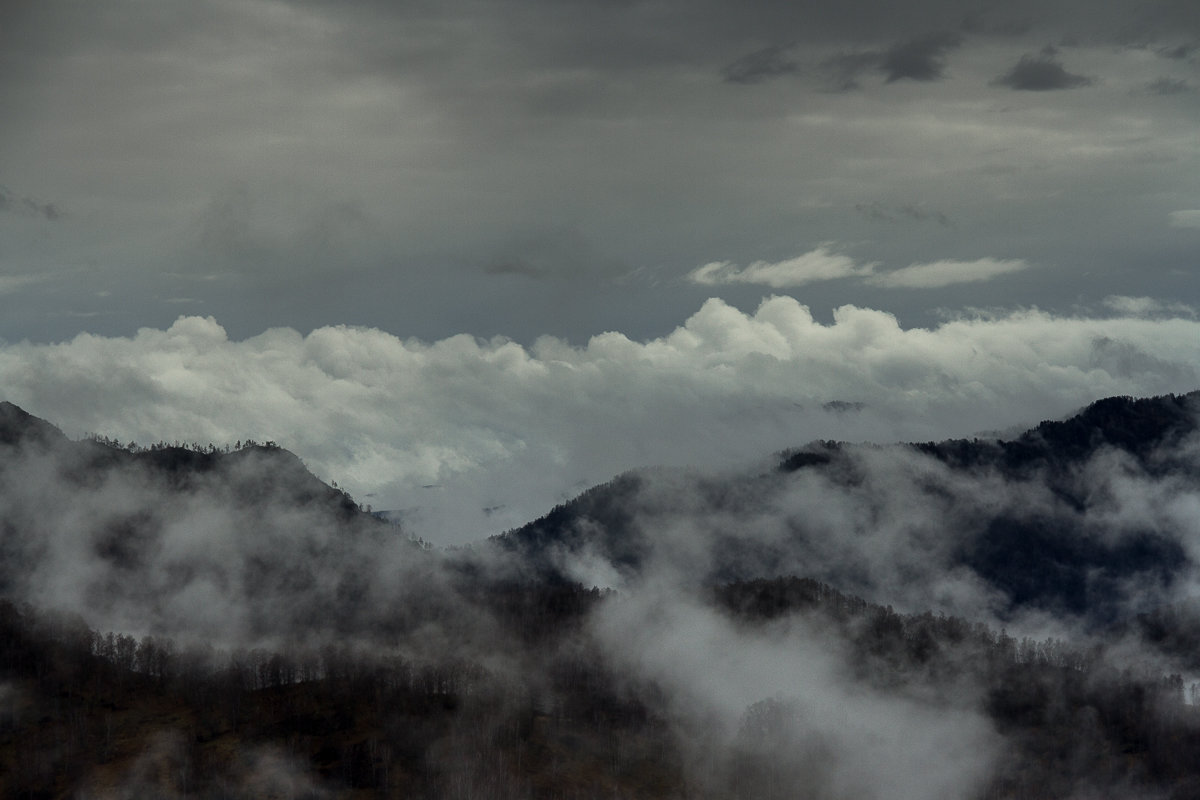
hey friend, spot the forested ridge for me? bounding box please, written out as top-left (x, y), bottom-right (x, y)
top-left (1, 393), bottom-right (1200, 797)
top-left (4, 576), bottom-right (1200, 798)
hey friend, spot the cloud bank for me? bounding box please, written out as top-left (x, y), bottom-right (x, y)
top-left (0, 298), bottom-right (1197, 543)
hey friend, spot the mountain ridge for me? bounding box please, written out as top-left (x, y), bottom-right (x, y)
top-left (492, 390), bottom-right (1200, 621)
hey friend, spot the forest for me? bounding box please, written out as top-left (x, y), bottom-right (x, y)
top-left (1, 393), bottom-right (1200, 798)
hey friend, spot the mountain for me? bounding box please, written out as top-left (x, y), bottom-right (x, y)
top-left (0, 406), bottom-right (362, 515)
top-left (0, 399), bottom-right (68, 448)
top-left (493, 391), bottom-right (1200, 622)
top-left (2, 393), bottom-right (1200, 798)
top-left (914, 391), bottom-right (1200, 476)
top-left (3, 392), bottom-right (1196, 629)
top-left (0, 403), bottom-right (423, 643)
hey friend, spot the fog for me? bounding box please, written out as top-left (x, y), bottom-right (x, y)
top-left (3, 390), bottom-right (1198, 795)
top-left (0, 297), bottom-right (1196, 544)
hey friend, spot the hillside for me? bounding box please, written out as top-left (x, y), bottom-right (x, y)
top-left (1, 393), bottom-right (1200, 798)
top-left (493, 391), bottom-right (1200, 623)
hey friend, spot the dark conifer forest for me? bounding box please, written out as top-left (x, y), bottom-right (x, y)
top-left (2, 393), bottom-right (1200, 798)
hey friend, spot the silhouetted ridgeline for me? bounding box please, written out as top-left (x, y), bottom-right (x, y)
top-left (914, 392), bottom-right (1200, 475)
top-left (496, 391), bottom-right (1200, 623)
top-left (1, 392), bottom-right (1200, 797)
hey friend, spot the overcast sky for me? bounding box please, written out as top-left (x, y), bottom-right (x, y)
top-left (1, 0), bottom-right (1198, 542)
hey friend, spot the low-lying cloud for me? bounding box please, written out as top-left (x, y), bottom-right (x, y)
top-left (0, 297), bottom-right (1197, 544)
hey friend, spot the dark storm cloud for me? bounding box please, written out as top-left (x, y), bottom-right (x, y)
top-left (960, 10), bottom-right (1034, 37)
top-left (194, 185), bottom-right (268, 269)
top-left (759, 30), bottom-right (964, 92)
top-left (993, 49), bottom-right (1095, 90)
top-left (0, 187), bottom-right (60, 221)
top-left (819, 51), bottom-right (882, 92)
top-left (1158, 42), bottom-right (1196, 59)
top-left (879, 31), bottom-right (964, 82)
top-left (2, 0), bottom-right (1200, 351)
top-left (720, 43), bottom-right (802, 84)
top-left (1142, 76), bottom-right (1194, 94)
top-left (483, 227), bottom-right (628, 281)
top-left (186, 184), bottom-right (385, 284)
top-left (274, 0), bottom-right (1199, 87)
top-left (855, 201), bottom-right (951, 226)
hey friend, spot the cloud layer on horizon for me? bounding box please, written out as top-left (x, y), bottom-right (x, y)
top-left (0, 297), bottom-right (1196, 544)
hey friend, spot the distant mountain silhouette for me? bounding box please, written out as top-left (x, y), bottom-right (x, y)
top-left (3, 393), bottom-right (1198, 625)
top-left (0, 401), bottom-right (362, 516)
top-left (914, 391), bottom-right (1200, 476)
top-left (3, 394), bottom-right (1200, 798)
top-left (0, 400), bottom-right (69, 448)
top-left (493, 391), bottom-right (1200, 621)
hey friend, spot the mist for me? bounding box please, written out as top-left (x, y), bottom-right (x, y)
top-left (0, 297), bottom-right (1196, 544)
top-left (3, 391), bottom-right (1199, 795)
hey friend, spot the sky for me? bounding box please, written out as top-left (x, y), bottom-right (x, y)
top-left (1, 0), bottom-right (1198, 543)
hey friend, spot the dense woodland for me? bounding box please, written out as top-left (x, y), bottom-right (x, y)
top-left (1, 393), bottom-right (1200, 797)
top-left (4, 577), bottom-right (1200, 798)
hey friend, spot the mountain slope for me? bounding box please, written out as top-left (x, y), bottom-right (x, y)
top-left (0, 403), bottom-right (419, 643)
top-left (492, 391), bottom-right (1200, 623)
top-left (2, 394), bottom-right (1200, 798)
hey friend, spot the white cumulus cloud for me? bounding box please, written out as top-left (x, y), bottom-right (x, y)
top-left (0, 298), bottom-right (1197, 544)
top-left (688, 245), bottom-right (875, 287)
top-left (689, 249), bottom-right (1029, 290)
top-left (865, 258), bottom-right (1029, 288)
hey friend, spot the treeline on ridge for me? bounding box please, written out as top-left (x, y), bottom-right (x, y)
top-left (4, 576), bottom-right (1200, 798)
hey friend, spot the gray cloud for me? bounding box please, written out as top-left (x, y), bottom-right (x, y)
top-left (1158, 42), bottom-right (1196, 59)
top-left (818, 51), bottom-right (882, 91)
top-left (0, 187), bottom-right (60, 221)
top-left (855, 201), bottom-right (951, 226)
top-left (483, 226), bottom-right (627, 281)
top-left (814, 30), bottom-right (964, 91)
top-left (1142, 76), bottom-right (1194, 94)
top-left (721, 43), bottom-right (802, 84)
top-left (960, 10), bottom-right (1034, 37)
top-left (1103, 295), bottom-right (1197, 317)
top-left (1, 0), bottom-right (1199, 353)
top-left (993, 49), bottom-right (1095, 90)
top-left (880, 31), bottom-right (964, 82)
